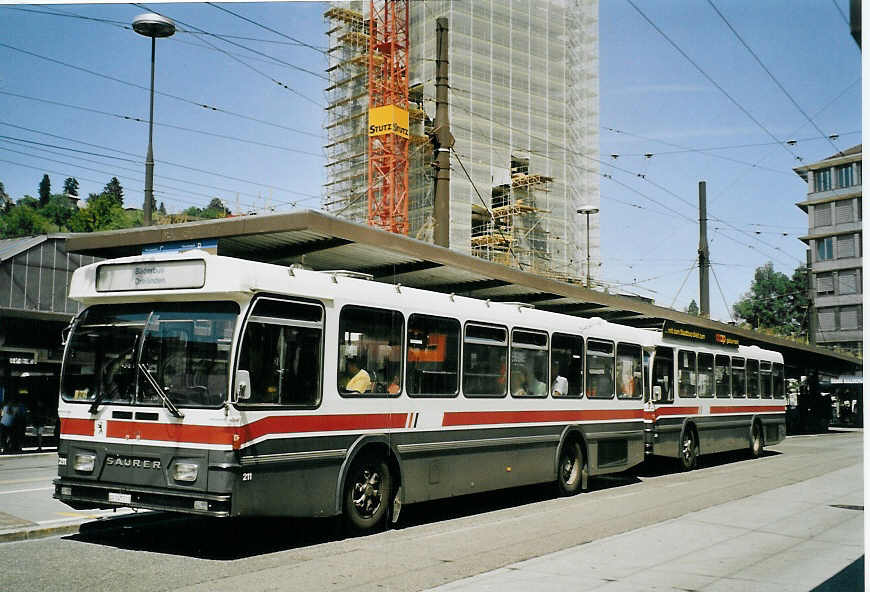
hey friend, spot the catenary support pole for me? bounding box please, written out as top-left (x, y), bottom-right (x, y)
top-left (698, 181), bottom-right (710, 318)
top-left (432, 17), bottom-right (453, 248)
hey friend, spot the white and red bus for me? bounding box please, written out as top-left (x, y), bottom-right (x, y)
top-left (54, 251), bottom-right (785, 531)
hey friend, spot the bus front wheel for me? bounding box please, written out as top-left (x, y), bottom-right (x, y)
top-left (749, 422), bottom-right (763, 459)
top-left (679, 428), bottom-right (698, 471)
top-left (344, 453), bottom-right (392, 533)
top-left (556, 440), bottom-right (584, 496)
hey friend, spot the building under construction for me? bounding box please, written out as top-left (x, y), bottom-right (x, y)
top-left (324, 0), bottom-right (600, 283)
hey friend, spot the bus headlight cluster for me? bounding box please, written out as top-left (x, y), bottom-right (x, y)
top-left (73, 453), bottom-right (96, 473)
top-left (172, 462), bottom-right (198, 482)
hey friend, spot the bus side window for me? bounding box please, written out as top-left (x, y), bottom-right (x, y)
top-left (551, 333), bottom-right (583, 398)
top-left (697, 352), bottom-right (714, 398)
top-left (652, 347), bottom-right (674, 403)
top-left (407, 314), bottom-right (460, 397)
top-left (462, 323), bottom-right (508, 397)
top-left (339, 306), bottom-right (404, 396)
top-left (772, 363), bottom-right (785, 399)
top-left (747, 359), bottom-right (759, 398)
top-left (760, 361), bottom-right (772, 398)
top-left (586, 339), bottom-right (615, 398)
top-left (731, 357), bottom-right (746, 398)
top-left (238, 299), bottom-right (323, 407)
top-left (510, 330), bottom-right (549, 398)
top-left (678, 350), bottom-right (696, 398)
top-left (715, 354), bottom-right (731, 398)
top-left (616, 343), bottom-right (642, 400)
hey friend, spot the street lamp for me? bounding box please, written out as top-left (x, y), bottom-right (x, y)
top-left (577, 205), bottom-right (599, 288)
top-left (132, 13), bottom-right (175, 226)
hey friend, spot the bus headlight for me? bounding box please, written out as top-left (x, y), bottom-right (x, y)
top-left (172, 462), bottom-right (199, 482)
top-left (73, 453), bottom-right (96, 472)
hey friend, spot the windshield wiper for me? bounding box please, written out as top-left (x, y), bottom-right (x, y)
top-left (88, 390), bottom-right (106, 415)
top-left (138, 363), bottom-right (184, 418)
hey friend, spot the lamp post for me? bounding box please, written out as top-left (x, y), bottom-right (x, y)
top-left (577, 205), bottom-right (599, 288)
top-left (132, 13), bottom-right (175, 226)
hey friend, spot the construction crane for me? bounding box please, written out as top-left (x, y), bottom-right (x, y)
top-left (367, 0), bottom-right (410, 234)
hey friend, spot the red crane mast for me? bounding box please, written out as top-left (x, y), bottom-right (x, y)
top-left (367, 0), bottom-right (410, 234)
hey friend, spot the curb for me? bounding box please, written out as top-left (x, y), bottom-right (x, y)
top-left (0, 520), bottom-right (86, 544)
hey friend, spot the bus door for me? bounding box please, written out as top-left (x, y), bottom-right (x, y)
top-left (649, 346), bottom-right (677, 455)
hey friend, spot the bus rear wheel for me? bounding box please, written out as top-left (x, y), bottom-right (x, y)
top-left (749, 422), bottom-right (763, 459)
top-left (344, 453), bottom-right (392, 534)
top-left (679, 428), bottom-right (698, 471)
top-left (557, 440), bottom-right (584, 496)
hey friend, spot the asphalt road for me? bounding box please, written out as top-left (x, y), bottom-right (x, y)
top-left (0, 431), bottom-right (862, 592)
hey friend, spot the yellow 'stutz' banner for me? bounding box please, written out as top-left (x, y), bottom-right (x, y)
top-left (368, 105), bottom-right (409, 139)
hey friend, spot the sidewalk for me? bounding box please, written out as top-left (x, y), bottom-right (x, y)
top-left (426, 464), bottom-right (864, 592)
top-left (0, 448), bottom-right (135, 543)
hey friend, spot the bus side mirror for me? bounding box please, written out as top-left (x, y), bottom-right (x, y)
top-left (652, 386), bottom-right (662, 402)
top-left (236, 370), bottom-right (251, 401)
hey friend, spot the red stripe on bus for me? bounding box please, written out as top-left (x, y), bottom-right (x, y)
top-left (60, 418), bottom-right (95, 436)
top-left (442, 409), bottom-right (643, 427)
top-left (710, 405), bottom-right (785, 414)
top-left (106, 421), bottom-right (234, 445)
top-left (104, 413), bottom-right (410, 446)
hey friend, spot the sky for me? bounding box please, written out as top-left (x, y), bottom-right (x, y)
top-left (0, 0), bottom-right (862, 324)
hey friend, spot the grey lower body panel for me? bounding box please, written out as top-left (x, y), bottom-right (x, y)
top-left (650, 413), bottom-right (786, 458)
top-left (55, 420), bottom-right (646, 518)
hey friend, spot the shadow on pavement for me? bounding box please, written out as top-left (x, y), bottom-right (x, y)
top-left (63, 450), bottom-right (778, 560)
top-left (810, 555), bottom-right (863, 591)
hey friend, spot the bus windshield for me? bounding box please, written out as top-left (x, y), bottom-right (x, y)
top-left (61, 302), bottom-right (239, 409)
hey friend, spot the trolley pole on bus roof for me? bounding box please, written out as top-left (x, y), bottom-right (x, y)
top-left (698, 181), bottom-right (710, 318)
top-left (432, 17), bottom-right (453, 248)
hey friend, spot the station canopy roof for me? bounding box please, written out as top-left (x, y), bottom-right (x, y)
top-left (65, 210), bottom-right (860, 374)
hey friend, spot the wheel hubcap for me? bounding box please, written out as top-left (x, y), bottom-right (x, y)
top-left (352, 468), bottom-right (382, 518)
top-left (683, 436), bottom-right (695, 464)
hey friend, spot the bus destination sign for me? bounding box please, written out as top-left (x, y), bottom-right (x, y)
top-left (661, 320), bottom-right (739, 349)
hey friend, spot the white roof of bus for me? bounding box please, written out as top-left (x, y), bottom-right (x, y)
top-left (70, 251), bottom-right (780, 361)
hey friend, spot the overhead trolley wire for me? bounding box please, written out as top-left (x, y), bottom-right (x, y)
top-left (0, 90), bottom-right (323, 158)
top-left (0, 143), bottom-right (262, 211)
top-left (626, 0), bottom-right (803, 163)
top-left (133, 3), bottom-right (325, 107)
top-left (706, 0), bottom-right (845, 157)
top-left (206, 3), bottom-right (327, 57)
top-left (0, 43), bottom-right (322, 140)
top-left (0, 121), bottom-right (319, 201)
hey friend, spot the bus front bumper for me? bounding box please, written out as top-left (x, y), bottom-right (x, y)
top-left (53, 478), bottom-right (231, 517)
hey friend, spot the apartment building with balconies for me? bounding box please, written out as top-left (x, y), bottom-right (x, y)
top-left (795, 144), bottom-right (862, 355)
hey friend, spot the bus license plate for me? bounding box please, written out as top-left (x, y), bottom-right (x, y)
top-left (108, 492), bottom-right (131, 504)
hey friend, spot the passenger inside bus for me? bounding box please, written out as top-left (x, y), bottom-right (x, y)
top-left (344, 358), bottom-right (372, 393)
top-left (528, 372), bottom-right (548, 396)
top-left (552, 362), bottom-right (569, 396)
top-left (510, 367), bottom-right (527, 396)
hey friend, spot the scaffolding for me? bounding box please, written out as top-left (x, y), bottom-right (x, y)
top-left (325, 1), bottom-right (600, 283)
top-left (324, 2), bottom-right (429, 227)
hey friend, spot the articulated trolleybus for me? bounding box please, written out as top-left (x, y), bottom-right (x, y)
top-left (55, 251), bottom-right (785, 532)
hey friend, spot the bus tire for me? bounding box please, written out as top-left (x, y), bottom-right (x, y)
top-left (749, 421), bottom-right (763, 459)
top-left (679, 427), bottom-right (698, 471)
top-left (343, 453), bottom-right (392, 534)
top-left (556, 439), bottom-right (584, 496)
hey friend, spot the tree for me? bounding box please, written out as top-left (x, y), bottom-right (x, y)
top-left (0, 204), bottom-right (51, 238)
top-left (68, 192), bottom-right (130, 233)
top-left (17, 195), bottom-right (39, 209)
top-left (733, 262), bottom-right (809, 338)
top-left (43, 194), bottom-right (75, 229)
top-left (158, 201), bottom-right (167, 216)
top-left (685, 299), bottom-right (700, 316)
top-left (183, 198), bottom-right (230, 220)
top-left (38, 174), bottom-right (51, 207)
top-left (0, 181), bottom-right (11, 213)
top-left (63, 177), bottom-right (79, 197)
top-left (103, 177), bottom-right (124, 208)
